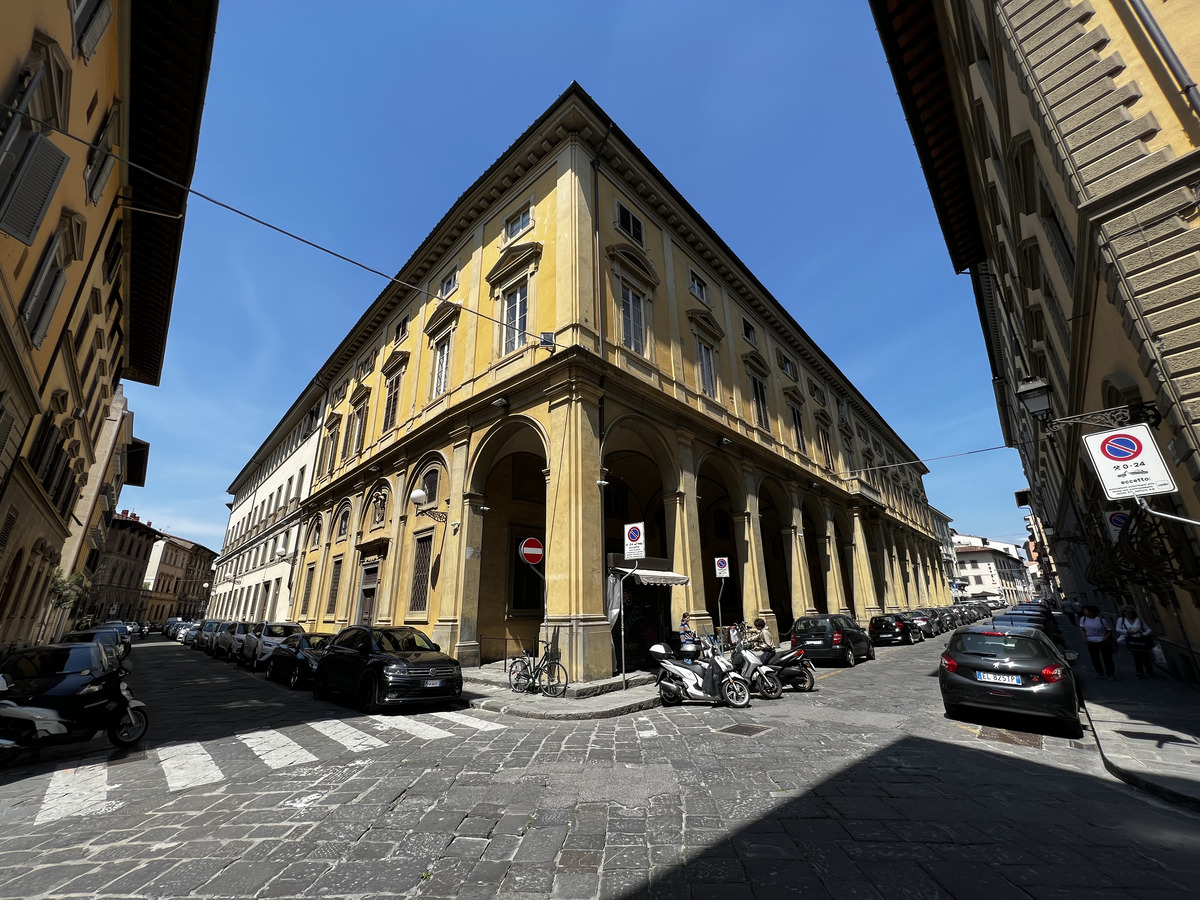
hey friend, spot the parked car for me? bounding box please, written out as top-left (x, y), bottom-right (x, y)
top-left (100, 621), bottom-right (132, 655)
top-left (907, 610), bottom-right (938, 638)
top-left (868, 613), bottom-right (922, 646)
top-left (163, 618), bottom-right (185, 639)
top-left (195, 619), bottom-right (225, 653)
top-left (787, 615), bottom-right (873, 666)
top-left (939, 625), bottom-right (1082, 736)
top-left (313, 626), bottom-right (463, 712)
top-left (213, 621), bottom-right (254, 661)
top-left (181, 624), bottom-right (201, 646)
top-left (992, 613), bottom-right (1065, 647)
top-left (58, 627), bottom-right (126, 661)
top-left (241, 622), bottom-right (305, 670)
top-left (265, 632), bottom-right (336, 689)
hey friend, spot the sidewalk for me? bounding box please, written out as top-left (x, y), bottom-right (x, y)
top-left (1062, 615), bottom-right (1200, 814)
top-left (461, 660), bottom-right (661, 720)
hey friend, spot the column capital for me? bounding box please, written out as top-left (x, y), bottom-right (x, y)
top-left (543, 374), bottom-right (605, 409)
top-left (675, 427), bottom-right (697, 447)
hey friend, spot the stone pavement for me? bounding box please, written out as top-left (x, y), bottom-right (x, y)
top-left (462, 661), bottom-right (660, 720)
top-left (1061, 616), bottom-right (1200, 814)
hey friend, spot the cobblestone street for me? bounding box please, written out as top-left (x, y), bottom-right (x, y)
top-left (2, 638), bottom-right (1197, 898)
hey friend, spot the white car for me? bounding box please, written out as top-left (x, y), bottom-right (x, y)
top-left (241, 622), bottom-right (305, 670)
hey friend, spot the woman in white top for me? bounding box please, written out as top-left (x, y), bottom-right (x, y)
top-left (1079, 605), bottom-right (1116, 679)
top-left (1116, 607), bottom-right (1155, 678)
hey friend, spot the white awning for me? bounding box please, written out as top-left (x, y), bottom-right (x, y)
top-left (613, 567), bottom-right (690, 586)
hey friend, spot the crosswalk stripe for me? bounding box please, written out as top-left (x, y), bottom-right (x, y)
top-left (430, 711), bottom-right (506, 732)
top-left (309, 719), bottom-right (387, 752)
top-left (238, 729), bottom-right (318, 768)
top-left (157, 742), bottom-right (224, 792)
top-left (368, 714), bottom-right (455, 740)
top-left (36, 763), bottom-right (112, 824)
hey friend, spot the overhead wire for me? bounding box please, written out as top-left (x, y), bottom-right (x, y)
top-left (0, 98), bottom-right (562, 349)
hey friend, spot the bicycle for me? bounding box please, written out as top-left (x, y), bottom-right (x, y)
top-left (507, 647), bottom-right (569, 698)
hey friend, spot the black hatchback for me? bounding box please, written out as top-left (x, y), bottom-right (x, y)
top-left (313, 626), bottom-right (463, 712)
top-left (868, 614), bottom-right (922, 646)
top-left (788, 615), bottom-right (873, 666)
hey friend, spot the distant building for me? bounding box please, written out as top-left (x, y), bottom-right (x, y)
top-left (143, 535), bottom-right (216, 623)
top-left (930, 509), bottom-right (968, 603)
top-left (953, 534), bottom-right (1033, 606)
top-left (85, 510), bottom-right (158, 625)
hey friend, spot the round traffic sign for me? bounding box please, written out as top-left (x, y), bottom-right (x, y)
top-left (1100, 433), bottom-right (1142, 461)
top-left (626, 525), bottom-right (641, 542)
top-left (518, 537), bottom-right (544, 565)
top-left (1109, 512), bottom-right (1129, 528)
top-left (716, 558), bottom-right (727, 571)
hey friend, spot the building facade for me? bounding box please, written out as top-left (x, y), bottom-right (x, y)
top-left (953, 533), bottom-right (1033, 605)
top-left (0, 0), bottom-right (217, 647)
top-left (210, 383), bottom-right (323, 623)
top-left (872, 1), bottom-right (1200, 679)
top-left (84, 509), bottom-right (157, 626)
top-left (251, 85), bottom-right (948, 683)
top-left (143, 535), bottom-right (215, 624)
top-left (931, 508), bottom-right (971, 601)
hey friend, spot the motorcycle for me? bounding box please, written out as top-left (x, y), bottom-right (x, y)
top-left (0, 642), bottom-right (149, 766)
top-left (650, 637), bottom-right (751, 708)
top-left (763, 644), bottom-right (817, 692)
top-left (729, 639), bottom-right (784, 699)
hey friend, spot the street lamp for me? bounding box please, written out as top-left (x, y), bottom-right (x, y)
top-left (409, 488), bottom-right (448, 522)
top-left (1015, 377), bottom-right (1161, 433)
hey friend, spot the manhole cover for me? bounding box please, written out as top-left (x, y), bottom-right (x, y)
top-left (717, 724), bottom-right (772, 737)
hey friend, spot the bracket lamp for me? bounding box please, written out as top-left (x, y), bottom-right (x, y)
top-left (1016, 377), bottom-right (1161, 433)
top-left (409, 488), bottom-right (448, 522)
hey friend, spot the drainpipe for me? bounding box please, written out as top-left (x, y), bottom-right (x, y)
top-left (1128, 0), bottom-right (1200, 120)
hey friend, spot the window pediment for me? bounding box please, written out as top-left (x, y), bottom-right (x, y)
top-left (686, 308), bottom-right (724, 340)
top-left (606, 242), bottom-right (659, 288)
top-left (814, 407), bottom-right (832, 427)
top-left (350, 383), bottom-right (371, 406)
top-left (323, 410), bottom-right (342, 429)
top-left (741, 349), bottom-right (770, 376)
top-left (783, 385), bottom-right (804, 406)
top-left (381, 347), bottom-right (410, 375)
top-left (424, 300), bottom-right (461, 337)
top-left (486, 241), bottom-right (542, 289)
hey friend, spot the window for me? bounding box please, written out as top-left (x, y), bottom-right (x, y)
top-left (382, 370), bottom-right (401, 431)
top-left (751, 375), bottom-right (770, 430)
top-left (409, 534), bottom-right (433, 614)
top-left (621, 284), bottom-right (645, 355)
top-left (779, 354), bottom-right (797, 381)
top-left (0, 57), bottom-right (70, 245)
top-left (698, 339), bottom-right (716, 399)
top-left (85, 108), bottom-right (118, 205)
top-left (323, 424), bottom-right (339, 474)
top-left (394, 317), bottom-right (408, 343)
top-left (742, 318), bottom-right (757, 345)
top-left (688, 270), bottom-right (707, 304)
top-left (503, 281), bottom-right (527, 355)
top-left (818, 425), bottom-right (834, 469)
top-left (336, 510), bottom-right (349, 541)
top-left (505, 204), bottom-right (532, 242)
top-left (789, 404), bottom-right (805, 452)
top-left (421, 468), bottom-right (440, 503)
top-left (617, 201), bottom-right (644, 245)
top-left (325, 557), bottom-right (343, 616)
top-left (20, 230), bottom-right (68, 347)
top-left (432, 335), bottom-right (450, 397)
top-left (439, 267), bottom-right (458, 298)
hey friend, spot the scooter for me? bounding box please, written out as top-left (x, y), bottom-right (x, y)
top-left (650, 637), bottom-right (751, 708)
top-left (0, 661), bottom-right (149, 766)
top-left (764, 645), bottom-right (817, 692)
top-left (729, 639), bottom-right (784, 699)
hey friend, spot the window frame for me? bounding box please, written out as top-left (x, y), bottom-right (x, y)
top-left (439, 266), bottom-right (458, 299)
top-left (688, 269), bottom-right (708, 304)
top-left (616, 200), bottom-right (645, 246)
top-left (620, 282), bottom-right (646, 356)
top-left (503, 200), bottom-right (534, 244)
top-left (697, 337), bottom-right (717, 399)
top-left (502, 280), bottom-right (528, 356)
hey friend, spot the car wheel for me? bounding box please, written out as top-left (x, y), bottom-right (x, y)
top-left (942, 702), bottom-right (963, 720)
top-left (358, 675), bottom-right (380, 714)
top-left (904, 632), bottom-right (915, 645)
top-left (866, 643), bottom-right (876, 661)
top-left (289, 664), bottom-right (304, 690)
top-left (266, 659), bottom-right (278, 682)
top-left (312, 672), bottom-right (329, 701)
top-left (843, 647), bottom-right (856, 667)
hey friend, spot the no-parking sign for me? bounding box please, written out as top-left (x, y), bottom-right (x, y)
top-left (1104, 510), bottom-right (1130, 542)
top-left (1083, 424), bottom-right (1176, 500)
top-left (715, 557), bottom-right (730, 579)
top-left (624, 522), bottom-right (645, 560)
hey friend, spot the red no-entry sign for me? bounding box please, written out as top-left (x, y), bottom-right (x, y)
top-left (518, 538), bottom-right (544, 565)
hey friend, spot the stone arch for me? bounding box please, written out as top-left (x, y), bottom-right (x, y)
top-left (466, 415), bottom-right (550, 496)
top-left (331, 499), bottom-right (354, 545)
top-left (404, 450), bottom-right (452, 511)
top-left (601, 413), bottom-right (681, 494)
top-left (304, 514), bottom-right (323, 550)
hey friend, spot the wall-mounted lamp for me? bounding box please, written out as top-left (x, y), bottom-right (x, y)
top-left (1016, 377), bottom-right (1161, 433)
top-left (478, 506), bottom-right (490, 513)
top-left (597, 480), bottom-right (609, 487)
top-left (717, 437), bottom-right (733, 447)
top-left (410, 488), bottom-right (449, 522)
top-left (492, 397), bottom-right (509, 409)
top-left (368, 465), bottom-right (381, 473)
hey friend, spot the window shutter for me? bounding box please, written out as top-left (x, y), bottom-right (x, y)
top-left (30, 265), bottom-right (66, 348)
top-left (86, 149), bottom-right (115, 204)
top-left (77, 0), bottom-right (113, 61)
top-left (0, 410), bottom-right (13, 459)
top-left (0, 130), bottom-right (69, 246)
top-left (0, 511), bottom-right (16, 551)
top-left (325, 558), bottom-right (342, 614)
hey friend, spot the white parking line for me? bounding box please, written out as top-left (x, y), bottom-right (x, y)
top-left (238, 729), bottom-right (318, 768)
top-left (430, 711), bottom-right (507, 732)
top-left (36, 763), bottom-right (113, 823)
top-left (309, 719), bottom-right (388, 752)
top-left (157, 742), bottom-right (224, 792)
top-left (368, 714), bottom-right (455, 740)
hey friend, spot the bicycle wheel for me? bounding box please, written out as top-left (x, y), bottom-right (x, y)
top-left (508, 658), bottom-right (533, 693)
top-left (536, 661), bottom-right (569, 698)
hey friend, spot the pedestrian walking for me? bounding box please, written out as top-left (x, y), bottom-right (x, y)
top-left (1063, 597), bottom-right (1081, 627)
top-left (1116, 606), bottom-right (1156, 678)
top-left (1080, 605), bottom-right (1116, 679)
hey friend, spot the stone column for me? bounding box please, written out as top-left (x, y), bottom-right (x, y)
top-left (740, 462), bottom-right (771, 627)
top-left (787, 483), bottom-right (816, 617)
top-left (453, 492), bottom-right (485, 667)
top-left (883, 528), bottom-right (902, 610)
top-left (822, 500), bottom-right (848, 615)
top-left (434, 428), bottom-right (472, 658)
top-left (543, 374), bottom-right (607, 682)
top-left (667, 429), bottom-right (706, 626)
top-left (851, 507), bottom-right (882, 618)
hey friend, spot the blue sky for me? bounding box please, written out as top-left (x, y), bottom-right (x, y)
top-left (121, 1), bottom-right (1030, 550)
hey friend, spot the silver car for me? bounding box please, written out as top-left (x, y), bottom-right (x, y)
top-left (241, 622), bottom-right (305, 670)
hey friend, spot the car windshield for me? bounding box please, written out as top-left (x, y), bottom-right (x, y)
top-left (792, 618), bottom-right (831, 635)
top-left (952, 633), bottom-right (1050, 660)
top-left (265, 624), bottom-right (303, 639)
top-left (374, 629), bottom-right (437, 653)
top-left (306, 634), bottom-right (334, 651)
top-left (63, 630), bottom-right (117, 645)
top-left (0, 645), bottom-right (100, 676)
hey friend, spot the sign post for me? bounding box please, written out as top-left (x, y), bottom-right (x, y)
top-left (616, 522), bottom-right (645, 690)
top-left (518, 538), bottom-right (547, 657)
top-left (714, 557), bottom-right (729, 646)
top-left (1082, 424), bottom-right (1176, 500)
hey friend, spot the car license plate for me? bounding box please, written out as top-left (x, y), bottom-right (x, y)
top-left (976, 672), bottom-right (1021, 685)
top-left (806, 640), bottom-right (823, 646)
top-left (423, 679), bottom-right (443, 688)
